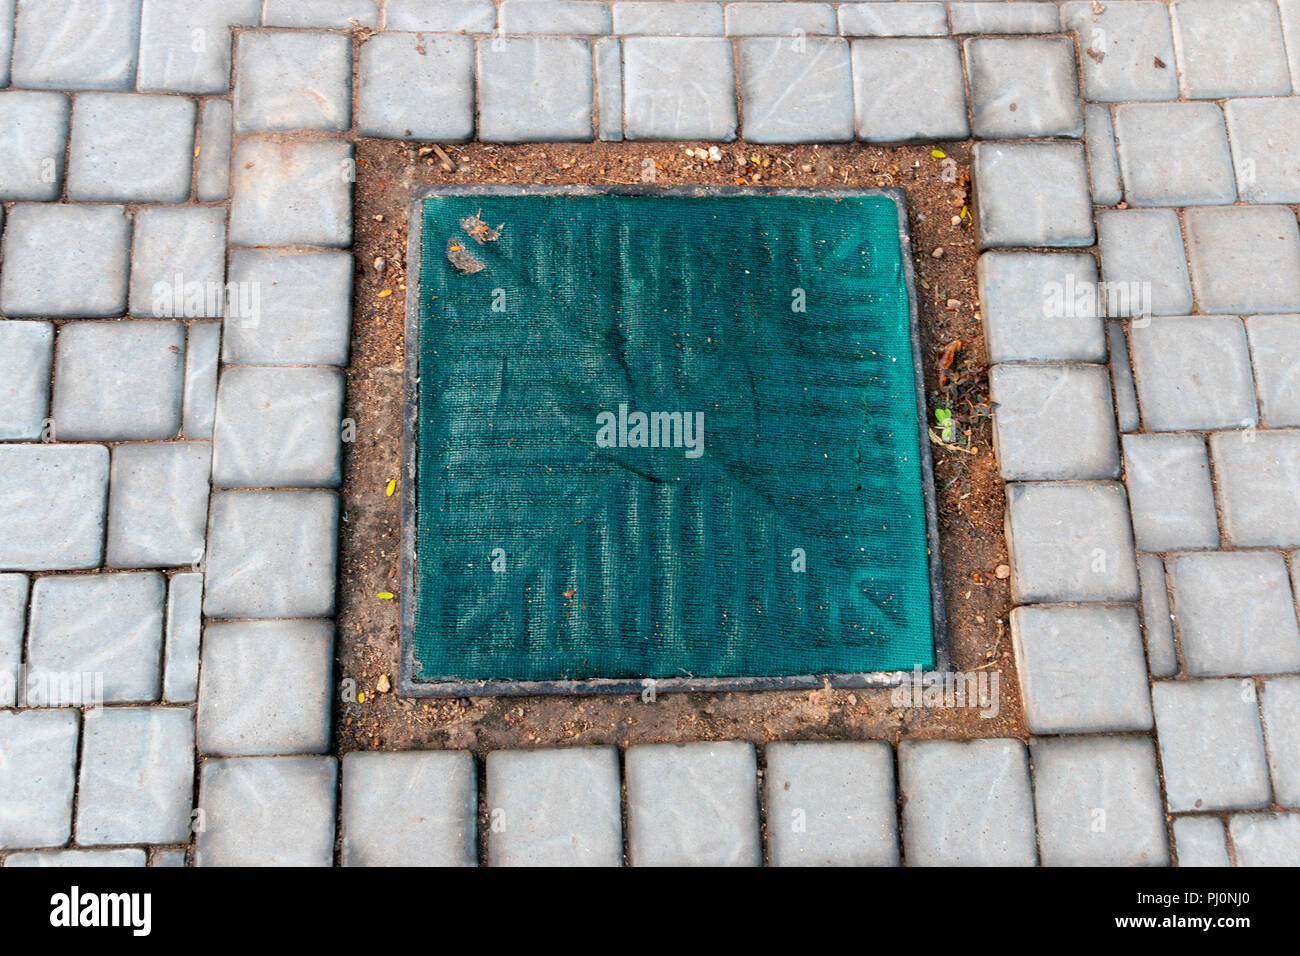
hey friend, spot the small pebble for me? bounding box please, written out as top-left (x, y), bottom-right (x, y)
top-left (931, 247), bottom-right (945, 259)
top-left (946, 298), bottom-right (961, 309)
top-left (373, 256), bottom-right (386, 274)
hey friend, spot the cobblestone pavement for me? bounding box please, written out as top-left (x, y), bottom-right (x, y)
top-left (1, 0), bottom-right (1298, 866)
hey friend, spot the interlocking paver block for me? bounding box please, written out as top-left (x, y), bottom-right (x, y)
top-left (1261, 677), bottom-right (1300, 806)
top-left (1171, 0), bottom-right (1292, 99)
top-left (765, 741), bottom-right (899, 867)
top-left (1172, 816), bottom-right (1230, 867)
top-left (223, 250), bottom-right (353, 366)
top-left (1184, 205), bottom-right (1300, 315)
top-left (1031, 737), bottom-right (1169, 867)
top-left (500, 0), bottom-right (611, 33)
top-left (196, 756), bottom-right (337, 867)
top-left (107, 443), bottom-right (211, 568)
top-left (836, 3), bottom-right (945, 37)
top-left (977, 253), bottom-right (1106, 364)
top-left (1005, 482), bottom-right (1140, 604)
top-left (972, 143), bottom-right (1093, 249)
top-left (234, 31), bottom-right (352, 132)
top-left (1210, 430), bottom-right (1300, 549)
top-left (612, 2), bottom-right (724, 35)
top-left (357, 33), bottom-right (474, 140)
top-left (899, 739), bottom-right (1036, 866)
top-left (1129, 315), bottom-right (1258, 431)
top-left (0, 91), bottom-right (69, 200)
top-left (163, 572), bottom-right (202, 703)
top-left (964, 37), bottom-right (1082, 140)
top-left (129, 207), bottom-right (227, 319)
top-left (626, 741), bottom-right (760, 866)
top-left (67, 93), bottom-right (195, 203)
top-left (1113, 103), bottom-right (1235, 207)
top-left (623, 37), bottom-right (736, 141)
top-left (10, 0), bottom-right (140, 90)
top-left (230, 138), bottom-right (353, 247)
top-left (1138, 553), bottom-right (1178, 678)
top-left (197, 620), bottom-right (333, 756)
top-left (991, 364), bottom-right (1118, 481)
top-left (1096, 209), bottom-right (1193, 317)
top-left (486, 747), bottom-right (623, 867)
top-left (1122, 433), bottom-right (1219, 552)
top-left (183, 322), bottom-right (221, 439)
top-left (5, 849), bottom-right (145, 867)
top-left (76, 707), bottom-right (194, 845)
top-left (203, 490), bottom-right (338, 619)
top-left (263, 0), bottom-right (377, 28)
top-left (728, 2), bottom-right (835, 36)
top-left (0, 575), bottom-right (26, 707)
top-left (850, 38), bottom-right (967, 142)
top-left (1084, 104), bottom-right (1122, 206)
top-left (1153, 679), bottom-right (1272, 812)
top-left (0, 321), bottom-right (53, 441)
top-left (1246, 315), bottom-right (1300, 425)
top-left (1060, 1), bottom-right (1178, 102)
top-left (196, 100), bottom-right (233, 201)
top-left (383, 0), bottom-right (495, 32)
top-left (0, 710), bottom-right (77, 849)
top-left (343, 751), bottom-right (477, 867)
top-left (1225, 98), bottom-right (1300, 204)
top-left (478, 37), bottom-right (594, 142)
top-left (52, 321), bottom-right (185, 442)
top-left (0, 445), bottom-right (108, 571)
top-left (949, 2), bottom-right (1058, 35)
top-left (137, 0), bottom-right (262, 94)
top-left (0, 204), bottom-right (131, 318)
top-left (151, 849), bottom-right (187, 868)
top-left (1229, 813), bottom-right (1300, 866)
top-left (738, 37), bottom-right (853, 143)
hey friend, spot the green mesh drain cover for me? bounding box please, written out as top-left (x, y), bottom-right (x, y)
top-left (405, 189), bottom-right (943, 694)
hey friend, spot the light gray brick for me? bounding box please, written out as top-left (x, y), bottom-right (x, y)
top-left (486, 747), bottom-right (622, 866)
top-left (1229, 813), bottom-right (1300, 865)
top-left (991, 364), bottom-right (1118, 481)
top-left (477, 37), bottom-right (593, 142)
top-left (1096, 209), bottom-right (1194, 317)
top-left (1122, 433), bottom-right (1219, 552)
top-left (595, 37), bottom-right (623, 142)
top-left (0, 709), bottom-right (77, 849)
top-left (0, 445), bottom-right (108, 571)
top-left (1225, 98), bottom-right (1300, 204)
top-left (1114, 102), bottom-right (1235, 207)
top-left (343, 751), bottom-right (477, 867)
top-left (383, 0), bottom-right (495, 32)
top-left (949, 2), bottom-right (1058, 35)
top-left (129, 207), bottom-right (227, 319)
top-left (5, 849), bottom-right (145, 867)
top-left (263, 0), bottom-right (377, 28)
top-left (223, 250), bottom-right (353, 366)
top-left (196, 100), bottom-right (233, 202)
top-left (234, 31), bottom-right (351, 133)
top-left (0, 204), bottom-right (131, 318)
top-left (612, 2), bottom-right (723, 35)
top-left (1109, 321), bottom-right (1140, 433)
top-left (10, 0), bottom-right (140, 90)
top-left (728, 2), bottom-right (835, 36)
top-left (151, 849), bottom-right (187, 867)
top-left (136, 0), bottom-right (262, 94)
top-left (1210, 430), bottom-right (1300, 549)
top-left (973, 143), bottom-right (1093, 249)
top-left (836, 2), bottom-right (945, 36)
top-left (0, 574), bottom-right (25, 707)
top-left (499, 0), bottom-right (610, 33)
top-left (1171, 0), bottom-right (1292, 99)
top-left (229, 138), bottom-right (353, 247)
top-left (67, 93), bottom-right (195, 204)
top-left (357, 33), bottom-right (474, 140)
top-left (1138, 553), bottom-right (1178, 678)
top-left (1173, 816), bottom-right (1231, 866)
top-left (851, 38), bottom-right (968, 142)
top-left (738, 37), bottom-right (853, 143)
top-left (1184, 206), bottom-right (1300, 315)
top-left (0, 91), bottom-right (69, 201)
top-left (163, 572), bottom-right (202, 703)
top-left (107, 443), bottom-right (211, 569)
top-left (0, 321), bottom-right (53, 441)
top-left (1130, 316), bottom-right (1258, 431)
top-left (183, 322), bottom-right (221, 439)
top-left (965, 37), bottom-right (1082, 140)
top-left (977, 253), bottom-right (1106, 364)
top-left (623, 37), bottom-right (736, 140)
top-left (1261, 676), bottom-right (1300, 806)
top-left (1060, 1), bottom-right (1178, 102)
top-left (1084, 104), bottom-right (1122, 206)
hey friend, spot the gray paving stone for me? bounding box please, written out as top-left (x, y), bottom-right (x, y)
top-left (234, 31), bottom-right (351, 133)
top-left (343, 751), bottom-right (477, 867)
top-left (76, 707), bottom-right (194, 845)
top-left (899, 739), bottom-right (1036, 866)
top-left (977, 253), bottom-right (1106, 364)
top-left (229, 138), bottom-right (353, 247)
top-left (965, 37), bottom-right (1082, 140)
top-left (1084, 104), bottom-right (1122, 207)
top-left (850, 38), bottom-right (967, 142)
top-left (52, 321), bottom-right (185, 442)
top-left (1031, 736), bottom-right (1170, 867)
top-left (196, 100), bottom-right (233, 202)
top-left (203, 491), bottom-right (338, 619)
top-left (1129, 316), bottom-right (1258, 431)
top-left (835, 2), bottom-right (945, 36)
top-left (151, 849), bottom-right (187, 867)
top-left (612, 2), bottom-right (724, 35)
top-left (1225, 98), bottom-right (1300, 204)
top-left (163, 572), bottom-right (202, 703)
top-left (1122, 433), bottom-right (1219, 552)
top-left (67, 93), bottom-right (195, 203)
top-left (107, 442), bottom-right (211, 568)
top-left (1246, 316), bottom-right (1300, 427)
top-left (6, 849), bottom-right (145, 867)
top-left (1210, 430), bottom-right (1300, 549)
top-left (136, 0), bottom-right (262, 94)
top-left (183, 322), bottom-right (221, 439)
top-left (973, 143), bottom-right (1093, 249)
top-left (1138, 553), bottom-right (1178, 678)
top-left (1284, 0), bottom-right (1300, 89)
top-left (129, 207), bottom-right (227, 319)
top-left (1184, 206), bottom-right (1300, 315)
top-left (727, 2), bottom-right (834, 36)
top-left (0, 445), bottom-right (108, 571)
top-left (1108, 321), bottom-right (1140, 433)
top-left (223, 250), bottom-right (353, 366)
top-left (197, 620), bottom-right (333, 755)
top-left (623, 37), bottom-right (736, 141)
top-left (478, 37), bottom-right (594, 142)
top-left (595, 37), bottom-right (623, 142)
top-left (0, 204), bottom-right (131, 318)
top-left (1060, 1), bottom-right (1179, 102)
top-left (357, 33), bottom-right (474, 140)
top-left (1012, 605), bottom-right (1152, 735)
top-left (949, 2), bottom-right (1058, 35)
top-left (500, 0), bottom-right (610, 33)
top-left (10, 0), bottom-right (140, 90)
top-left (1113, 102), bottom-right (1235, 207)
top-left (738, 37), bottom-right (853, 143)
top-left (1096, 209), bottom-right (1193, 317)
top-left (486, 747), bottom-right (623, 866)
top-left (0, 709), bottom-right (77, 849)
top-left (0, 91), bottom-right (68, 200)
top-left (28, 573), bottom-right (165, 703)
top-left (1229, 813), bottom-right (1300, 865)
top-left (765, 741), bottom-right (899, 867)
top-left (1153, 679), bottom-right (1272, 812)
top-left (383, 0), bottom-right (495, 32)
top-left (1173, 816), bottom-right (1231, 866)
top-left (263, 0), bottom-right (377, 28)
top-left (0, 321), bottom-right (53, 441)
top-left (0, 575), bottom-right (25, 707)
top-left (626, 741), bottom-right (760, 866)
top-left (991, 364), bottom-right (1118, 482)
top-left (196, 756), bottom-right (337, 867)
top-left (1261, 677), bottom-right (1300, 807)
top-left (1005, 481), bottom-right (1140, 604)
top-left (1171, 0), bottom-right (1291, 99)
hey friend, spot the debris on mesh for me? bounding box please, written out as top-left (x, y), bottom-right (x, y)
top-left (446, 237), bottom-right (485, 274)
top-left (459, 211), bottom-right (503, 244)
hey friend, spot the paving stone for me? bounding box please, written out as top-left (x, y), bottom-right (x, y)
top-left (1096, 209), bottom-right (1193, 317)
top-left (991, 364), bottom-right (1118, 482)
top-left (765, 741), bottom-right (899, 867)
top-left (1138, 553), bottom-right (1178, 678)
top-left (1129, 316), bottom-right (1258, 431)
top-left (1031, 736), bottom-right (1169, 867)
top-left (500, 0), bottom-right (610, 33)
top-left (136, 0), bottom-right (262, 94)
top-left (229, 138), bottom-right (353, 247)
top-left (738, 37), bottom-right (853, 143)
top-left (626, 741), bottom-right (760, 866)
top-left (1184, 206), bottom-right (1300, 315)
top-left (343, 751), bottom-right (477, 867)
top-left (1060, 1), bottom-right (1179, 102)
top-left (67, 93), bottom-right (195, 203)
top-left (623, 37), bottom-right (736, 141)
top-left (850, 38), bottom-right (967, 142)
top-left (223, 250), bottom-right (353, 366)
top-left (0, 91), bottom-right (69, 200)
top-left (203, 491), bottom-right (338, 619)
top-left (726, 2), bottom-right (834, 36)
top-left (1173, 816), bottom-right (1231, 866)
top-left (197, 620), bottom-right (333, 756)
top-left (151, 849), bottom-right (187, 867)
top-left (1084, 104), bottom-right (1122, 206)
top-left (1284, 0), bottom-right (1300, 89)
top-left (1229, 813), bottom-right (1300, 866)
top-left (835, 2), bottom-right (945, 36)
top-left (0, 204), bottom-right (131, 318)
top-left (0, 710), bottom-right (77, 849)
top-left (1122, 433), bottom-right (1219, 552)
top-left (977, 253), bottom-right (1106, 364)
top-left (183, 322), bottom-right (221, 439)
top-left (1210, 430), bottom-right (1300, 549)
top-left (486, 747), bottom-right (622, 866)
top-left (972, 143), bottom-right (1093, 249)
top-left (612, 2), bottom-right (724, 35)
top-left (28, 573), bottom-right (165, 703)
top-left (383, 0), bottom-right (495, 32)
top-left (6, 849), bottom-right (145, 867)
top-left (1261, 677), bottom-right (1300, 807)
top-left (163, 572), bottom-right (202, 703)
top-left (1012, 605), bottom-right (1152, 735)
top-left (52, 321), bottom-right (185, 442)
top-left (1246, 315), bottom-right (1300, 425)
top-left (196, 100), bottom-right (233, 202)
top-left (76, 707), bottom-right (194, 845)
top-left (10, 0), bottom-right (140, 90)
top-left (234, 31), bottom-right (351, 133)
top-left (1113, 102), bottom-right (1235, 207)
top-left (0, 445), bottom-right (108, 571)
top-left (1153, 679), bottom-right (1272, 812)
top-left (1108, 321), bottom-right (1140, 433)
top-left (964, 37), bottom-right (1081, 140)
top-left (129, 207), bottom-right (227, 319)
top-left (1171, 0), bottom-right (1291, 99)
top-left (478, 37), bottom-right (594, 142)
top-left (196, 756), bottom-right (337, 867)
top-left (898, 739), bottom-right (1036, 866)
top-left (263, 0), bottom-right (377, 28)
top-left (0, 0), bottom-right (10, 86)
top-left (0, 575), bottom-right (25, 707)
top-left (595, 37), bottom-right (623, 142)
top-left (357, 33), bottom-right (474, 140)
top-left (0, 321), bottom-right (53, 441)
top-left (1224, 98), bottom-right (1300, 205)
top-left (948, 2), bottom-right (1058, 35)
top-left (107, 443), bottom-right (211, 568)
top-left (1005, 481), bottom-right (1140, 604)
